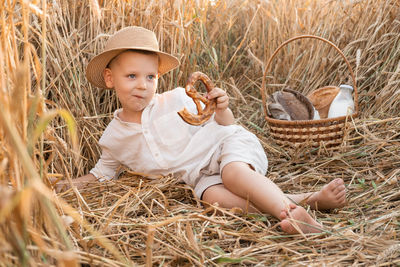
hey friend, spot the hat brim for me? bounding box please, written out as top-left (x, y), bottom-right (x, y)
top-left (86, 48), bottom-right (180, 89)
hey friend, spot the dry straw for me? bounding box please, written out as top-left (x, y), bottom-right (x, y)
top-left (0, 0), bottom-right (399, 266)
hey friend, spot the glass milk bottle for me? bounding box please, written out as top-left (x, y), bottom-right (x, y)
top-left (327, 84), bottom-right (355, 118)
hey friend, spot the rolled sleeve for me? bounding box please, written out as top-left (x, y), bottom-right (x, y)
top-left (89, 148), bottom-right (120, 182)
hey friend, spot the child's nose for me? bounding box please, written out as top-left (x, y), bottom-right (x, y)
top-left (137, 77), bottom-right (147, 90)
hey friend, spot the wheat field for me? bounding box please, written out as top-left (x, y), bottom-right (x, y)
top-left (0, 0), bottom-right (399, 266)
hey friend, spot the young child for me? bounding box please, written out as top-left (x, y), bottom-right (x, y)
top-left (63, 26), bottom-right (346, 234)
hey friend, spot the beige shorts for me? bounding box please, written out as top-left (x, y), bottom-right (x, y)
top-left (193, 128), bottom-right (268, 199)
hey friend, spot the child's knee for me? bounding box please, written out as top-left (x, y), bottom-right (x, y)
top-left (221, 161), bottom-right (253, 180)
top-left (202, 184), bottom-right (224, 204)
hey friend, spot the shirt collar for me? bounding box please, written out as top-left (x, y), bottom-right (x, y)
top-left (113, 97), bottom-right (157, 125)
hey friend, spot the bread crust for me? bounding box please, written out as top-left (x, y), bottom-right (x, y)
top-left (178, 72), bottom-right (217, 125)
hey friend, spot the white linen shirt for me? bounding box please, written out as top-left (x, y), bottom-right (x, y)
top-left (90, 87), bottom-right (244, 188)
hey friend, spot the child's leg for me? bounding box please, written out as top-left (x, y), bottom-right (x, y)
top-left (221, 161), bottom-right (322, 233)
top-left (221, 162), bottom-right (289, 218)
top-left (203, 178), bottom-right (346, 212)
top-left (202, 184), bottom-right (260, 213)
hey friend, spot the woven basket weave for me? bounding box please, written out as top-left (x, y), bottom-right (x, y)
top-left (260, 35), bottom-right (359, 147)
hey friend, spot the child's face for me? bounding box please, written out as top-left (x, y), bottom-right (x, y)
top-left (103, 51), bottom-right (159, 119)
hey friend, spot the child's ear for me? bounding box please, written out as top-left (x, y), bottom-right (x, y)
top-left (103, 68), bottom-right (114, 88)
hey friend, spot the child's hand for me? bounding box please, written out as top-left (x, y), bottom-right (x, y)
top-left (48, 174), bottom-right (97, 193)
top-left (207, 87), bottom-right (235, 126)
top-left (207, 87), bottom-right (229, 112)
top-left (47, 176), bottom-right (69, 193)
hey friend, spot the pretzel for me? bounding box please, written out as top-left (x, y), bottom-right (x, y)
top-left (177, 72), bottom-right (217, 126)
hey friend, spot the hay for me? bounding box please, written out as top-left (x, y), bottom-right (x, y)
top-left (57, 159), bottom-right (399, 266)
top-left (0, 0), bottom-right (399, 266)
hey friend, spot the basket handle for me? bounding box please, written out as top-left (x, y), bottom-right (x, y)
top-left (260, 35), bottom-right (358, 118)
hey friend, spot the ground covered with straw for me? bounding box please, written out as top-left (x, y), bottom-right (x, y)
top-left (0, 0), bottom-right (399, 266)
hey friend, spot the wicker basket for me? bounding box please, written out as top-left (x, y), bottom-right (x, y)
top-left (260, 35), bottom-right (359, 147)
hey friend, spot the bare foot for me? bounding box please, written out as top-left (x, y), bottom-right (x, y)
top-left (305, 178), bottom-right (347, 210)
top-left (279, 203), bottom-right (323, 234)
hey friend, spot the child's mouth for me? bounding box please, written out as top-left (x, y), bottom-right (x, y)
top-left (132, 94), bottom-right (144, 99)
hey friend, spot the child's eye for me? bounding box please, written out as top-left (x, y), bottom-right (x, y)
top-left (147, 75), bottom-right (155, 80)
top-left (128, 74), bottom-right (136, 79)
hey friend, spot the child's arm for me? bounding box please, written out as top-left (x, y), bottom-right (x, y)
top-left (53, 143), bottom-right (120, 193)
top-left (69, 173), bottom-right (97, 189)
top-left (207, 87), bottom-right (235, 126)
top-left (53, 173), bottom-right (97, 192)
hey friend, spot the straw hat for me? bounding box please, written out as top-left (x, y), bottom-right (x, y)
top-left (86, 26), bottom-right (180, 89)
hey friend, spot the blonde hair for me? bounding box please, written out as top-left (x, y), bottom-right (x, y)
top-left (106, 49), bottom-right (159, 69)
